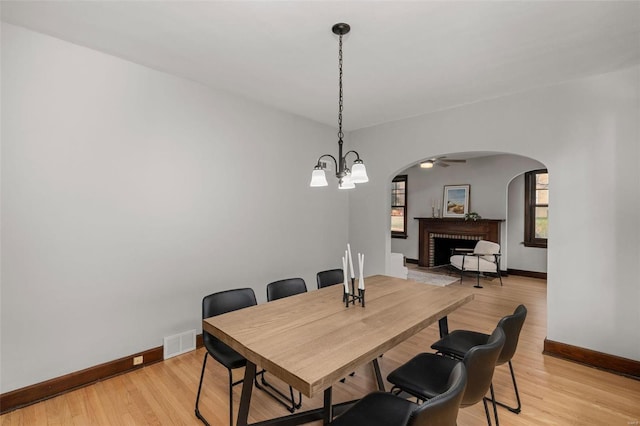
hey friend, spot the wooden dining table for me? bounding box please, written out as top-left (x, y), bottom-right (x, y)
top-left (202, 274), bottom-right (474, 426)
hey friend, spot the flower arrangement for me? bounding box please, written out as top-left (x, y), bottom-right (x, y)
top-left (464, 212), bottom-right (481, 221)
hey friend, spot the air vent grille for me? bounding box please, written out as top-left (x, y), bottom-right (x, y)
top-left (163, 329), bottom-right (196, 359)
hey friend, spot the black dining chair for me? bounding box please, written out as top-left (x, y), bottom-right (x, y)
top-left (267, 277), bottom-right (308, 302)
top-left (195, 288), bottom-right (297, 425)
top-left (387, 328), bottom-right (505, 426)
top-left (260, 278), bottom-right (307, 412)
top-left (331, 362), bottom-right (467, 426)
top-left (195, 288), bottom-right (257, 426)
top-left (316, 269), bottom-right (344, 289)
top-left (431, 304), bottom-right (527, 414)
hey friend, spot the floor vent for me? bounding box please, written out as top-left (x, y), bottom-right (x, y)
top-left (164, 329), bottom-right (196, 360)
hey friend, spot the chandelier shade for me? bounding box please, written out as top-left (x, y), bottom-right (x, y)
top-left (310, 166), bottom-right (328, 187)
top-left (339, 174), bottom-right (355, 189)
top-left (350, 160), bottom-right (369, 183)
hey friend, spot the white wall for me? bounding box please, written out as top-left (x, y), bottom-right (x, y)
top-left (507, 174), bottom-right (548, 273)
top-left (391, 154), bottom-right (545, 270)
top-left (349, 66), bottom-right (640, 361)
top-left (0, 24), bottom-right (350, 392)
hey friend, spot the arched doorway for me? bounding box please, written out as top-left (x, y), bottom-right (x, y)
top-left (388, 152), bottom-right (547, 276)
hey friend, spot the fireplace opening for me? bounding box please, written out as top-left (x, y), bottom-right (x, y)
top-left (433, 237), bottom-right (478, 267)
top-left (417, 218), bottom-right (502, 268)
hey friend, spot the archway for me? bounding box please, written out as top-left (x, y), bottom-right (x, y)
top-left (387, 152), bottom-right (547, 277)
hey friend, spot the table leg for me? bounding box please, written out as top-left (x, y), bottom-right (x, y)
top-left (323, 387), bottom-right (333, 425)
top-left (438, 316), bottom-right (449, 338)
top-left (372, 358), bottom-right (385, 391)
top-left (237, 361), bottom-right (257, 426)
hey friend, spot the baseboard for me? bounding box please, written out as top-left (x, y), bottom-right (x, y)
top-left (543, 339), bottom-right (639, 379)
top-left (405, 258), bottom-right (419, 264)
top-left (508, 268), bottom-right (547, 279)
top-left (0, 334), bottom-right (205, 414)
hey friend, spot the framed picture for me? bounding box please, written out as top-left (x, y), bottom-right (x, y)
top-left (443, 185), bottom-right (470, 217)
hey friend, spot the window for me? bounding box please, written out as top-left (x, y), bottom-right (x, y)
top-left (391, 175), bottom-right (408, 239)
top-left (524, 169), bottom-right (548, 248)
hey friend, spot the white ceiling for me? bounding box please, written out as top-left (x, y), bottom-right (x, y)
top-left (2, 1), bottom-right (639, 131)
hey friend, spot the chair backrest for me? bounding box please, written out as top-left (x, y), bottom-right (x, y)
top-left (408, 362), bottom-right (467, 426)
top-left (202, 288), bottom-right (257, 352)
top-left (496, 304), bottom-right (527, 365)
top-left (459, 327), bottom-right (505, 407)
top-left (267, 278), bottom-right (307, 301)
top-left (473, 240), bottom-right (500, 262)
top-left (316, 269), bottom-right (344, 289)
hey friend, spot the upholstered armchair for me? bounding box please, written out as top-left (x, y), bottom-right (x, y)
top-left (450, 240), bottom-right (502, 288)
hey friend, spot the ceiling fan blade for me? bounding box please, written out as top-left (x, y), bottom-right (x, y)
top-left (435, 162), bottom-right (450, 167)
top-left (441, 159), bottom-right (466, 163)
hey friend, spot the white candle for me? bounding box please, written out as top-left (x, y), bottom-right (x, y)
top-left (347, 244), bottom-right (355, 279)
top-left (342, 253), bottom-right (350, 294)
top-left (358, 253), bottom-right (365, 290)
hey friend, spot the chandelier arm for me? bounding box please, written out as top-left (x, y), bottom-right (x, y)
top-left (343, 150), bottom-right (362, 164)
top-left (316, 154), bottom-right (339, 172)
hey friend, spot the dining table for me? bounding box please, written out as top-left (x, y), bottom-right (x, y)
top-left (202, 274), bottom-right (474, 426)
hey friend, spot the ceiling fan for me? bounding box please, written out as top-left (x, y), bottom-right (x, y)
top-left (420, 156), bottom-right (467, 169)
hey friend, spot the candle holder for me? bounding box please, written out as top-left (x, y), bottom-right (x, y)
top-left (344, 277), bottom-right (365, 308)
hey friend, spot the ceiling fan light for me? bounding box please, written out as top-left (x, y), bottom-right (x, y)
top-left (310, 166), bottom-right (328, 187)
top-left (350, 160), bottom-right (369, 183)
top-left (420, 160), bottom-right (434, 169)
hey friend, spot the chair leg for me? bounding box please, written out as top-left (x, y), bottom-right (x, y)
top-left (482, 397), bottom-right (494, 426)
top-left (194, 352), bottom-right (242, 426)
top-left (289, 386), bottom-right (302, 411)
top-left (336, 371), bottom-right (355, 383)
top-left (255, 370), bottom-right (302, 413)
top-left (497, 269), bottom-right (503, 286)
top-left (474, 271), bottom-right (483, 288)
top-left (228, 369), bottom-right (234, 426)
top-left (489, 383), bottom-right (500, 426)
top-left (488, 361), bottom-right (522, 414)
top-left (507, 361), bottom-right (522, 412)
top-left (195, 353), bottom-right (211, 426)
top-left (290, 386), bottom-right (302, 410)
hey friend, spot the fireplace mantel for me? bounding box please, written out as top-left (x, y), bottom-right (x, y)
top-left (414, 218), bottom-right (504, 267)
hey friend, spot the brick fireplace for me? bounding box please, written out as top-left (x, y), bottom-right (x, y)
top-left (415, 218), bottom-right (503, 267)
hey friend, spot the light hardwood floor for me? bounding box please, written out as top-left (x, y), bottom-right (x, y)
top-left (2, 273), bottom-right (639, 425)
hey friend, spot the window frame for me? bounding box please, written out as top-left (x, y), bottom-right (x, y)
top-left (391, 174), bottom-right (408, 239)
top-left (524, 169), bottom-right (548, 248)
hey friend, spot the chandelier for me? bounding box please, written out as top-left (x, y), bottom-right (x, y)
top-left (310, 23), bottom-right (368, 189)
